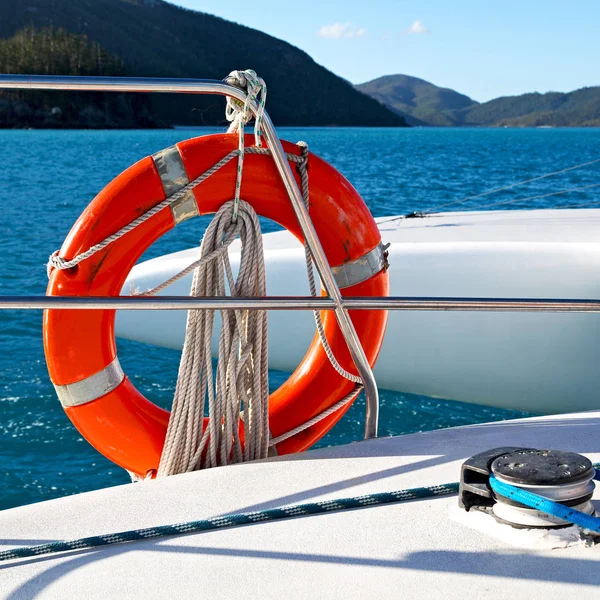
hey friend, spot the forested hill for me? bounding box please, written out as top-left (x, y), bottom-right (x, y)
top-left (356, 74), bottom-right (476, 126)
top-left (0, 26), bottom-right (162, 128)
top-left (357, 74), bottom-right (600, 127)
top-left (455, 87), bottom-right (600, 127)
top-left (0, 0), bottom-right (405, 127)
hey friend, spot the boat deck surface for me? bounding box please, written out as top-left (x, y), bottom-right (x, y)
top-left (1, 410), bottom-right (599, 599)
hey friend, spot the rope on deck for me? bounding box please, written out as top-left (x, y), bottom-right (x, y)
top-left (0, 481), bottom-right (459, 563)
top-left (2, 463), bottom-right (598, 563)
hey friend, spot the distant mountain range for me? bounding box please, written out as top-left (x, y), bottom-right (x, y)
top-left (1, 1), bottom-right (598, 129)
top-left (357, 74), bottom-right (600, 127)
top-left (356, 75), bottom-right (473, 126)
top-left (0, 0), bottom-right (405, 128)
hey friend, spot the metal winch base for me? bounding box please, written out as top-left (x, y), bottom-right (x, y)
top-left (459, 447), bottom-right (597, 529)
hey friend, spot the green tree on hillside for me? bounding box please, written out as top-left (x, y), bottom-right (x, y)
top-left (0, 26), bottom-right (160, 128)
top-left (0, 25), bottom-right (125, 75)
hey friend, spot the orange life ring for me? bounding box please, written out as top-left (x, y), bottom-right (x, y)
top-left (43, 134), bottom-right (389, 477)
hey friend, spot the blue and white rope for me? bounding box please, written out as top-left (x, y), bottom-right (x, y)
top-left (0, 482), bottom-right (458, 563)
top-left (490, 473), bottom-right (600, 533)
top-left (2, 464), bottom-right (598, 563)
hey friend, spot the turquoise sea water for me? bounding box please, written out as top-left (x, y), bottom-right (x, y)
top-left (1, 126), bottom-right (600, 511)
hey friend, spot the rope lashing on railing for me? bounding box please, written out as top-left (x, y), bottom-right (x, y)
top-left (0, 481), bottom-right (460, 563)
top-left (225, 69), bottom-right (267, 223)
top-left (225, 69), bottom-right (267, 145)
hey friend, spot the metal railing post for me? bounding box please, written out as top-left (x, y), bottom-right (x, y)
top-left (260, 114), bottom-right (380, 439)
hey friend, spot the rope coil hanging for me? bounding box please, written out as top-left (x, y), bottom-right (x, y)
top-left (160, 69), bottom-right (271, 475)
top-left (158, 200), bottom-right (269, 476)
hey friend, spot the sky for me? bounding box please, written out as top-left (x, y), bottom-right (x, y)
top-left (171, 0), bottom-right (599, 102)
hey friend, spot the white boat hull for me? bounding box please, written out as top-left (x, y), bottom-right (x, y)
top-left (116, 209), bottom-right (600, 414)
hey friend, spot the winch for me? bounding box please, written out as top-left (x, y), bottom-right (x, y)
top-left (459, 447), bottom-right (597, 529)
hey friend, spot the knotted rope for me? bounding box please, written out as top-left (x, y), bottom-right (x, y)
top-left (225, 69), bottom-right (267, 223)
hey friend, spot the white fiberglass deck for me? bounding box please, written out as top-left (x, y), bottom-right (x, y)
top-left (118, 208), bottom-right (600, 414)
top-left (2, 410), bottom-right (599, 599)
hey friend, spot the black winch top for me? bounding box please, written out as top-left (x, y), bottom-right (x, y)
top-left (491, 449), bottom-right (594, 486)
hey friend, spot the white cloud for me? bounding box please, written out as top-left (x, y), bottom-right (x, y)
top-left (406, 20), bottom-right (429, 34)
top-left (318, 22), bottom-right (366, 39)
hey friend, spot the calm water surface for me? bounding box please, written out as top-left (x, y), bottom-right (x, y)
top-left (1, 127), bottom-right (599, 510)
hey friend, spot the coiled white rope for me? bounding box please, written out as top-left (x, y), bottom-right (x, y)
top-left (158, 199), bottom-right (269, 476)
top-left (159, 72), bottom-right (271, 475)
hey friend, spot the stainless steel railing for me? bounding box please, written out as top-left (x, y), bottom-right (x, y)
top-left (3, 76), bottom-right (600, 440)
top-left (2, 296), bottom-right (600, 312)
